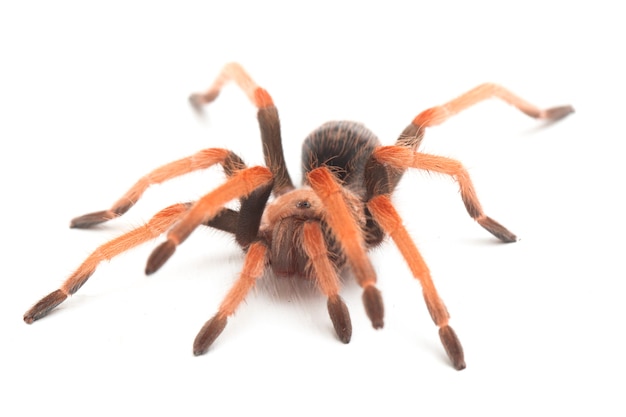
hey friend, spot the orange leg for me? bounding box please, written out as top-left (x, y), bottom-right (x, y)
top-left (193, 241), bottom-right (268, 355)
top-left (302, 221), bottom-right (352, 343)
top-left (24, 203), bottom-right (189, 324)
top-left (307, 167), bottom-right (384, 329)
top-left (189, 62), bottom-right (294, 195)
top-left (189, 62), bottom-right (273, 109)
top-left (71, 148), bottom-right (244, 228)
top-left (397, 83), bottom-right (575, 150)
top-left (367, 195), bottom-right (465, 370)
top-left (374, 146), bottom-right (517, 242)
top-left (146, 166), bottom-right (273, 274)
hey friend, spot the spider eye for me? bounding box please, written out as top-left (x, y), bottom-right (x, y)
top-left (296, 200), bottom-right (311, 209)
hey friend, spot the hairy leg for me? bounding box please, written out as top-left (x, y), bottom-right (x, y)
top-left (71, 148), bottom-right (244, 228)
top-left (302, 221), bottom-right (352, 343)
top-left (24, 203), bottom-right (189, 323)
top-left (189, 62), bottom-right (294, 195)
top-left (368, 195), bottom-right (465, 370)
top-left (397, 83), bottom-right (574, 150)
top-left (373, 146), bottom-right (517, 242)
top-left (307, 167), bottom-right (384, 329)
top-left (193, 241), bottom-right (268, 355)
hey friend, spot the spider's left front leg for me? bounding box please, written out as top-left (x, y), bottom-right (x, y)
top-left (307, 167), bottom-right (384, 330)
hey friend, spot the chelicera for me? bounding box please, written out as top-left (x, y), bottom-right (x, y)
top-left (24, 63), bottom-right (573, 370)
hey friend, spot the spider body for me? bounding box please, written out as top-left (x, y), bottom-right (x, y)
top-left (24, 63), bottom-right (574, 370)
top-left (265, 121), bottom-right (383, 277)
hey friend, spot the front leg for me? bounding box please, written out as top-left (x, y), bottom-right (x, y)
top-left (307, 167), bottom-right (384, 330)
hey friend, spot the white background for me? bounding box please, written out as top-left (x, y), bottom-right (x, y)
top-left (2, 1), bottom-right (624, 415)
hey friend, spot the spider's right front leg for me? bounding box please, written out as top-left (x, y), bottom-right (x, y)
top-left (70, 148), bottom-right (246, 228)
top-left (24, 203), bottom-right (189, 323)
top-left (193, 240), bottom-right (268, 355)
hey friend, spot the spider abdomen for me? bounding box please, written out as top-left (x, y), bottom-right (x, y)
top-left (301, 121), bottom-right (380, 197)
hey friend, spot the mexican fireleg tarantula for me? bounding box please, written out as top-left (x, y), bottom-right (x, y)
top-left (24, 63), bottom-right (573, 370)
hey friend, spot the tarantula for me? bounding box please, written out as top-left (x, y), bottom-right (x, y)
top-left (24, 63), bottom-right (573, 370)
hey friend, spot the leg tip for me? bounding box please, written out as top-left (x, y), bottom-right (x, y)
top-left (188, 93), bottom-right (205, 114)
top-left (327, 296), bottom-right (352, 344)
top-left (362, 286), bottom-right (385, 329)
top-left (189, 91), bottom-right (219, 114)
top-left (542, 105), bottom-right (575, 121)
top-left (439, 325), bottom-right (466, 371)
top-left (478, 216), bottom-right (517, 243)
top-left (24, 289), bottom-right (68, 324)
top-left (145, 240), bottom-right (176, 275)
top-left (452, 360), bottom-right (465, 371)
top-left (70, 210), bottom-right (116, 229)
top-left (193, 315), bottom-right (228, 356)
top-left (192, 347), bottom-right (207, 357)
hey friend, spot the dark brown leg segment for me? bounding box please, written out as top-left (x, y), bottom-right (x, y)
top-left (235, 181), bottom-right (273, 247)
top-left (190, 62), bottom-right (294, 195)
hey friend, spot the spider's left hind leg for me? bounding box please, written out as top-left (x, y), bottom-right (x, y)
top-left (24, 203), bottom-right (189, 323)
top-left (193, 241), bottom-right (268, 355)
top-left (367, 195), bottom-right (466, 370)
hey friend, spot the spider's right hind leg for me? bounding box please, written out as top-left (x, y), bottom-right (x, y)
top-left (193, 241), bottom-right (268, 355)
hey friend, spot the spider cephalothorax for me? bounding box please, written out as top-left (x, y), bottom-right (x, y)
top-left (24, 63), bottom-right (573, 370)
